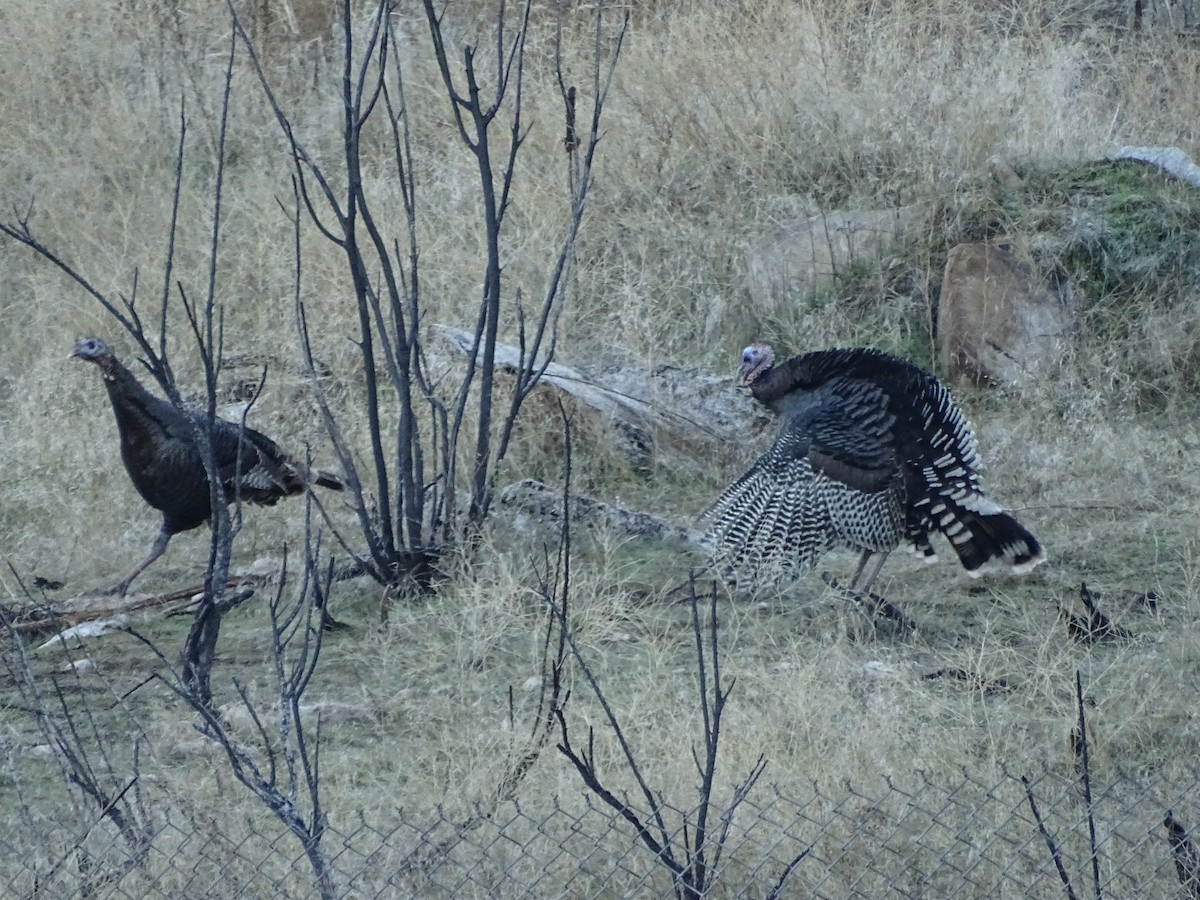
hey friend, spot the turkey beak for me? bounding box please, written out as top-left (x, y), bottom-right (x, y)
top-left (736, 361), bottom-right (754, 386)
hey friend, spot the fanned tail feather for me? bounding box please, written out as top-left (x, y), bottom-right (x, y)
top-left (935, 502), bottom-right (1045, 575)
top-left (698, 464), bottom-right (824, 581)
top-left (698, 469), bottom-right (777, 571)
top-left (314, 470), bottom-right (345, 491)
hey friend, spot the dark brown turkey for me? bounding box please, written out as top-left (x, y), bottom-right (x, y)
top-left (72, 336), bottom-right (344, 596)
top-left (700, 342), bottom-right (1045, 593)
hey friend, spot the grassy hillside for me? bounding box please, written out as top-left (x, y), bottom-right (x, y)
top-left (2, 0), bottom-right (1200, 895)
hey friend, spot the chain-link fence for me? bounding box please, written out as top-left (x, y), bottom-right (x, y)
top-left (5, 757), bottom-right (1200, 899)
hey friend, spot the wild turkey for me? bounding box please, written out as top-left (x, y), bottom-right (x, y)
top-left (699, 342), bottom-right (1045, 593)
top-left (71, 336), bottom-right (344, 596)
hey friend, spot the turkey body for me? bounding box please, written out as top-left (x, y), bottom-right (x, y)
top-left (72, 337), bottom-right (343, 595)
top-left (700, 343), bottom-right (1044, 592)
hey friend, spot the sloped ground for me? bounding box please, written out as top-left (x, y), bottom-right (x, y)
top-left (3, 0), bottom-right (1200, 896)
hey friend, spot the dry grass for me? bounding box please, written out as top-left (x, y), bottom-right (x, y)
top-left (3, 0), bottom-right (1200, 894)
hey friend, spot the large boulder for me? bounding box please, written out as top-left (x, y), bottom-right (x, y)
top-left (744, 204), bottom-right (926, 300)
top-left (937, 243), bottom-right (1071, 386)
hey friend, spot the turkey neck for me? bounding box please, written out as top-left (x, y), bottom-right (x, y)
top-left (101, 357), bottom-right (184, 460)
top-left (744, 350), bottom-right (840, 403)
top-left (749, 349), bottom-right (913, 408)
top-left (747, 352), bottom-right (836, 416)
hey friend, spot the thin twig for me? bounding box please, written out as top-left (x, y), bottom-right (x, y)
top-left (1023, 774), bottom-right (1080, 900)
top-left (1074, 671), bottom-right (1103, 900)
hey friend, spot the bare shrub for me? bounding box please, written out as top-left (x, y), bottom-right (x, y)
top-left (232, 0), bottom-right (626, 592)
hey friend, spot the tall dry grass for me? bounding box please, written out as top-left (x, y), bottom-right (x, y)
top-left (2, 0), bottom-right (1200, 879)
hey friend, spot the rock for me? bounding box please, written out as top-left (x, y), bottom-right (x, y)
top-left (744, 204), bottom-right (926, 300)
top-left (986, 155), bottom-right (1023, 189)
top-left (1111, 146), bottom-right (1200, 188)
top-left (37, 616), bottom-right (129, 650)
top-left (936, 243), bottom-right (1071, 386)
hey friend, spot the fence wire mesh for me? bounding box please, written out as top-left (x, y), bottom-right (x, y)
top-left (4, 755), bottom-right (1200, 899)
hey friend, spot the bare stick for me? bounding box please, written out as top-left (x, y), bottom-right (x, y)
top-left (1073, 671), bottom-right (1103, 900)
top-left (1022, 774), bottom-right (1080, 900)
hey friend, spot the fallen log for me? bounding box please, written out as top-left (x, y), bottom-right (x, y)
top-left (433, 324), bottom-right (741, 474)
top-left (4, 575), bottom-right (267, 640)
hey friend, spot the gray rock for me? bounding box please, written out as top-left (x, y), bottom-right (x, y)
top-left (1111, 146), bottom-right (1200, 188)
top-left (744, 204), bottom-right (926, 301)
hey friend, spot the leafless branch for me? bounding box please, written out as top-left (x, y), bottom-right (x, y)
top-left (550, 574), bottom-right (779, 899)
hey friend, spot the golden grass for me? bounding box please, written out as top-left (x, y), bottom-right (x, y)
top-left (3, 0), bottom-right (1200, 893)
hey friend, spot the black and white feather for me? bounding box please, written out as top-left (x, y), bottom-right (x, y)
top-left (699, 343), bottom-right (1045, 591)
top-left (72, 336), bottom-right (344, 596)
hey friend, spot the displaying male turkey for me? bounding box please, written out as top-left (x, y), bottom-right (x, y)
top-left (699, 342), bottom-right (1044, 593)
top-left (71, 336), bottom-right (344, 596)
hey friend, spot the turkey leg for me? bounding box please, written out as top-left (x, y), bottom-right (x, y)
top-left (107, 523), bottom-right (173, 596)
